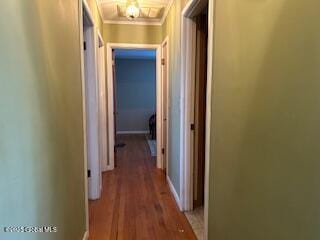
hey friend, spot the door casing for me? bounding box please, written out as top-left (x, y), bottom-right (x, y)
top-left (106, 43), bottom-right (163, 170)
top-left (180, 0), bottom-right (215, 239)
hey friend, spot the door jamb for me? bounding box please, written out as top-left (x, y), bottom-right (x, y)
top-left (106, 43), bottom-right (162, 169)
top-left (180, 12), bottom-right (197, 212)
top-left (180, 0), bottom-right (215, 239)
top-left (79, 0), bottom-right (95, 234)
top-left (161, 36), bottom-right (170, 176)
top-left (204, 1), bottom-right (215, 239)
top-left (83, 7), bottom-right (101, 201)
top-left (97, 30), bottom-right (108, 174)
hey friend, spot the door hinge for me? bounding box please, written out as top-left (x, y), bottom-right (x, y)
top-left (191, 123), bottom-right (195, 131)
top-left (161, 58), bottom-right (165, 65)
top-left (162, 148), bottom-right (165, 154)
top-left (87, 170), bottom-right (91, 178)
top-left (83, 41), bottom-right (86, 51)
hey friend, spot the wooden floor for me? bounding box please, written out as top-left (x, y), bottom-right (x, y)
top-left (89, 134), bottom-right (197, 240)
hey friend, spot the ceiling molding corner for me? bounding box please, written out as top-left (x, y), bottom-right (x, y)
top-left (160, 0), bottom-right (174, 25)
top-left (95, 0), bottom-right (104, 21)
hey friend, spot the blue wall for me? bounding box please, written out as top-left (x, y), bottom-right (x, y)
top-left (115, 58), bottom-right (156, 132)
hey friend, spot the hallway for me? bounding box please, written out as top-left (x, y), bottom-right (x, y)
top-left (89, 135), bottom-right (196, 240)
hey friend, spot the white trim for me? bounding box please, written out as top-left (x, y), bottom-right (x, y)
top-left (155, 47), bottom-right (162, 169)
top-left (104, 20), bottom-right (162, 26)
top-left (82, 231), bottom-right (89, 240)
top-left (106, 43), bottom-right (162, 170)
top-left (97, 29), bottom-right (108, 173)
top-left (204, 0), bottom-right (215, 239)
top-left (180, 8), bottom-right (197, 212)
top-left (167, 176), bottom-right (182, 210)
top-left (180, 1), bottom-right (213, 240)
top-left (182, 0), bottom-right (202, 17)
top-left (79, 0), bottom-right (89, 233)
top-left (162, 36), bottom-right (169, 48)
top-left (161, 36), bottom-right (170, 173)
top-left (106, 45), bottom-right (115, 171)
top-left (117, 130), bottom-right (149, 134)
top-left (107, 43), bottom-right (160, 49)
top-left (97, 30), bottom-right (104, 46)
top-left (83, 0), bottom-right (95, 27)
top-left (82, 0), bottom-right (101, 201)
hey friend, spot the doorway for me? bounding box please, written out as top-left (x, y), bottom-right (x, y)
top-left (79, 1), bottom-right (111, 233)
top-left (106, 43), bottom-right (163, 170)
top-left (114, 49), bottom-right (157, 160)
top-left (181, 1), bottom-right (210, 239)
top-left (193, 9), bottom-right (208, 210)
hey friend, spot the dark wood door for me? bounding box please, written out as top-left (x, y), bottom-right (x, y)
top-left (193, 11), bottom-right (208, 208)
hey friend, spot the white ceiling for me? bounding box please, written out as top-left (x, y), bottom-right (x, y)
top-left (97, 0), bottom-right (173, 25)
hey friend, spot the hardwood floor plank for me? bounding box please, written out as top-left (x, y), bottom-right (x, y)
top-left (89, 134), bottom-right (196, 240)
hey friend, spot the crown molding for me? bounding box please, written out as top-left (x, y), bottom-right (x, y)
top-left (160, 0), bottom-right (174, 25)
top-left (104, 19), bottom-right (162, 26)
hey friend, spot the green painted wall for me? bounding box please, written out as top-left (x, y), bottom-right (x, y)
top-left (0, 0), bottom-right (101, 239)
top-left (162, 0), bottom-right (182, 195)
top-left (103, 23), bottom-right (162, 44)
top-left (208, 0), bottom-right (320, 239)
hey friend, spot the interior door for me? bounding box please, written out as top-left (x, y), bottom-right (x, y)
top-left (193, 12), bottom-right (208, 208)
top-left (162, 42), bottom-right (169, 173)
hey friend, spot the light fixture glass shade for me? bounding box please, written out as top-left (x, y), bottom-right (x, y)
top-left (126, 0), bottom-right (140, 20)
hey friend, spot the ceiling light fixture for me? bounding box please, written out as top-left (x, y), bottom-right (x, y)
top-left (126, 0), bottom-right (140, 20)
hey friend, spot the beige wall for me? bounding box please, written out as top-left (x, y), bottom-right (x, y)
top-left (103, 23), bottom-right (162, 44)
top-left (208, 0), bottom-right (320, 239)
top-left (0, 1), bottom-right (102, 239)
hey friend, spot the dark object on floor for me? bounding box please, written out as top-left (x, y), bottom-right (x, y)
top-left (149, 114), bottom-right (156, 140)
top-left (115, 142), bottom-right (126, 148)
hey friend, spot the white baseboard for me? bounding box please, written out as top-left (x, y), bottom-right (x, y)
top-left (167, 176), bottom-right (182, 211)
top-left (105, 165), bottom-right (114, 171)
top-left (117, 130), bottom-right (149, 135)
top-left (83, 231), bottom-right (89, 240)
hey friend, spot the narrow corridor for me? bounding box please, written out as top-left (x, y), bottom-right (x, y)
top-left (89, 135), bottom-right (196, 240)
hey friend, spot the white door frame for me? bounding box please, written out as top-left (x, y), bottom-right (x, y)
top-left (180, 9), bottom-right (197, 212)
top-left (180, 0), bottom-right (214, 239)
top-left (79, 0), bottom-right (91, 234)
top-left (161, 37), bottom-right (170, 175)
top-left (80, 0), bottom-right (101, 212)
top-left (106, 43), bottom-right (162, 169)
top-left (97, 30), bottom-right (108, 174)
